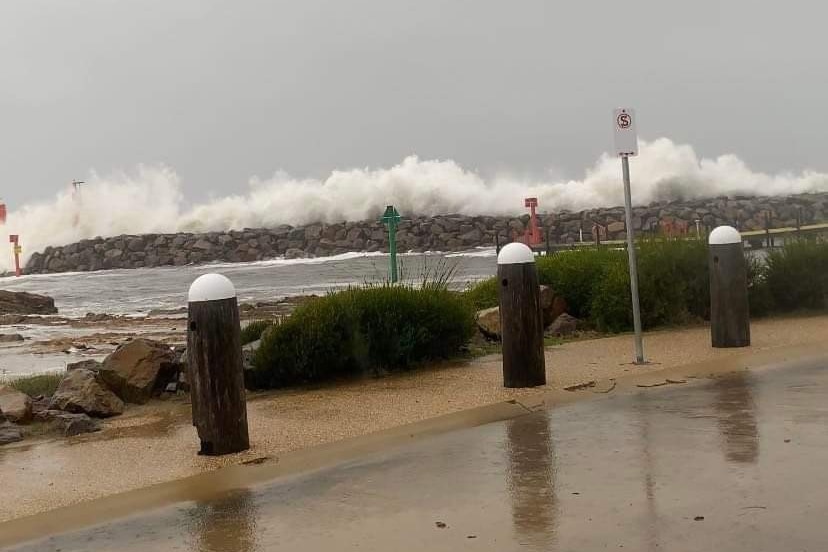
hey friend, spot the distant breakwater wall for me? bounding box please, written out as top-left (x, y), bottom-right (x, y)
top-left (25, 192), bottom-right (828, 274)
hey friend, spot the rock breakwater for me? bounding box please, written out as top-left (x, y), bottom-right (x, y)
top-left (25, 193), bottom-right (828, 274)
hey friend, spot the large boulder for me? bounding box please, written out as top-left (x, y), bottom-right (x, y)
top-left (0, 386), bottom-right (33, 424)
top-left (477, 307), bottom-right (501, 341)
top-left (99, 339), bottom-right (178, 404)
top-left (539, 286), bottom-right (568, 327)
top-left (49, 369), bottom-right (124, 417)
top-left (0, 421), bottom-right (23, 446)
top-left (0, 290), bottom-right (57, 315)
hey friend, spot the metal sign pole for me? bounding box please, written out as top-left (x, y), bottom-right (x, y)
top-left (613, 107), bottom-right (644, 364)
top-left (621, 155), bottom-right (644, 363)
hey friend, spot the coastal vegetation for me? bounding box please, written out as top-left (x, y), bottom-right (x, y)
top-left (466, 238), bottom-right (828, 333)
top-left (5, 372), bottom-right (62, 398)
top-left (247, 282), bottom-right (476, 389)
top-left (241, 319), bottom-right (275, 346)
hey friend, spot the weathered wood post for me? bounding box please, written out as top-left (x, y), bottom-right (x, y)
top-left (187, 273), bottom-right (250, 455)
top-left (709, 226), bottom-right (750, 348)
top-left (498, 242), bottom-right (546, 387)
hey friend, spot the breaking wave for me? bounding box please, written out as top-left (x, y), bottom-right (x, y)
top-left (3, 137), bottom-right (828, 271)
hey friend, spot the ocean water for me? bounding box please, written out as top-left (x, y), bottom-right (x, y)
top-left (0, 250), bottom-right (498, 318)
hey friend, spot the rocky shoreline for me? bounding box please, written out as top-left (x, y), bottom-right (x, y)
top-left (24, 192), bottom-right (828, 274)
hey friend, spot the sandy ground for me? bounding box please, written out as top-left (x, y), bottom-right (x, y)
top-left (1, 314), bottom-right (828, 523)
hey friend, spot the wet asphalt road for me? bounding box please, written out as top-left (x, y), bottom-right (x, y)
top-left (7, 360), bottom-right (828, 551)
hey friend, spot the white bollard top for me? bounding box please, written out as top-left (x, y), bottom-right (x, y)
top-left (708, 225), bottom-right (742, 245)
top-left (188, 273), bottom-right (236, 302)
top-left (497, 242), bottom-right (536, 265)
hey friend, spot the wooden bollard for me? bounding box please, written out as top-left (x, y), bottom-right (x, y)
top-left (709, 226), bottom-right (750, 348)
top-left (187, 273), bottom-right (250, 455)
top-left (498, 242), bottom-right (546, 388)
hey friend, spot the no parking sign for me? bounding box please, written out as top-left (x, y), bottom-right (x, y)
top-left (613, 108), bottom-right (638, 157)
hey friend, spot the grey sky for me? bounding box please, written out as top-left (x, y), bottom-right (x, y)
top-left (1, 0), bottom-right (826, 208)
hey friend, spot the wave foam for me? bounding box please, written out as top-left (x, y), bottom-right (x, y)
top-left (3, 137), bottom-right (828, 271)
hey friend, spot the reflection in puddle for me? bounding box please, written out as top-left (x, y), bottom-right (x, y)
top-left (714, 372), bottom-right (759, 464)
top-left (186, 489), bottom-right (259, 552)
top-left (505, 412), bottom-right (557, 550)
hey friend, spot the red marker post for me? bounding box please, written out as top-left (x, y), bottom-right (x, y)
top-left (9, 235), bottom-right (21, 277)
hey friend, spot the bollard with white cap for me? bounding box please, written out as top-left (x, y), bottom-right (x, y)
top-left (708, 226), bottom-right (750, 348)
top-left (497, 242), bottom-right (546, 388)
top-left (187, 273), bottom-right (250, 455)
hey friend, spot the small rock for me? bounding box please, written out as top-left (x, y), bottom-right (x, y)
top-left (30, 396), bottom-right (50, 418)
top-left (34, 408), bottom-right (63, 423)
top-left (284, 248), bottom-right (307, 260)
top-left (545, 295), bottom-right (568, 327)
top-left (84, 312), bottom-right (117, 322)
top-left (694, 516), bottom-right (705, 521)
top-left (476, 307), bottom-right (501, 341)
top-left (0, 421), bottom-right (23, 446)
top-left (0, 290), bottom-right (57, 315)
top-left (546, 313), bottom-right (579, 337)
top-left (56, 413), bottom-right (101, 437)
top-left (435, 521), bottom-right (447, 529)
top-left (0, 386), bottom-right (33, 424)
top-left (67, 359), bottom-right (102, 372)
top-left (164, 382), bottom-right (178, 393)
top-left (0, 314), bottom-right (27, 325)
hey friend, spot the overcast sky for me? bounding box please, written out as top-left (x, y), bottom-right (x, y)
top-left (0, 0), bottom-right (825, 207)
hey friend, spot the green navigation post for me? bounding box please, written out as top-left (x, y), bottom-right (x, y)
top-left (381, 205), bottom-right (401, 283)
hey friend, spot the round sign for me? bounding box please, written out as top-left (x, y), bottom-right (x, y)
top-left (616, 111), bottom-right (632, 129)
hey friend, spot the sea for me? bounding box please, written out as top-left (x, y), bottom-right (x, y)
top-left (0, 250), bottom-right (498, 378)
top-left (0, 249), bottom-right (498, 318)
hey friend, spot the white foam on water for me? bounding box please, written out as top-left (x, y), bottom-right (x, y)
top-left (444, 247), bottom-right (498, 259)
top-left (3, 137), bottom-right (828, 271)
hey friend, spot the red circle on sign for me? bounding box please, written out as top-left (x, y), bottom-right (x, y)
top-left (617, 112), bottom-right (632, 129)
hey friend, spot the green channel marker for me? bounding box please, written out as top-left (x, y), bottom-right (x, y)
top-left (381, 205), bottom-right (401, 283)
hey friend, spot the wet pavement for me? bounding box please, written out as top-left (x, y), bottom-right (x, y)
top-left (5, 359), bottom-right (828, 551)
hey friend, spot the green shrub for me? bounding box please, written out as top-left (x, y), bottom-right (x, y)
top-left (241, 319), bottom-right (275, 345)
top-left (466, 238), bottom-right (828, 335)
top-left (536, 240), bottom-right (709, 332)
top-left (746, 253), bottom-right (773, 317)
top-left (590, 261), bottom-right (633, 332)
top-left (765, 240), bottom-right (828, 311)
top-left (6, 373), bottom-right (63, 397)
top-left (464, 277), bottom-right (499, 310)
top-left (248, 284), bottom-right (476, 389)
top-left (637, 239), bottom-right (709, 327)
top-left (536, 249), bottom-right (625, 319)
